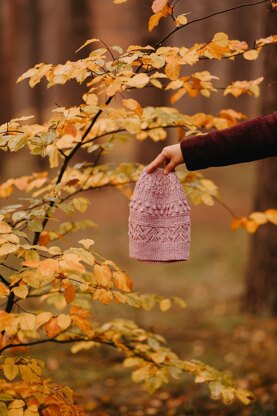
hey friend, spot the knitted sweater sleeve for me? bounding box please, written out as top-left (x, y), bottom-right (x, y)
top-left (180, 112), bottom-right (277, 171)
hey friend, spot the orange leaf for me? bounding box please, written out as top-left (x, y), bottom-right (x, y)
top-left (64, 282), bottom-right (76, 304)
top-left (148, 12), bottom-right (163, 32)
top-left (245, 219), bottom-right (259, 234)
top-left (265, 209), bottom-right (277, 225)
top-left (230, 217), bottom-right (246, 231)
top-left (62, 121), bottom-right (77, 137)
top-left (71, 315), bottom-right (92, 335)
top-left (38, 231), bottom-right (51, 247)
top-left (45, 317), bottom-right (62, 337)
top-left (0, 282), bottom-right (10, 298)
top-left (113, 271), bottom-right (132, 292)
top-left (70, 305), bottom-right (92, 317)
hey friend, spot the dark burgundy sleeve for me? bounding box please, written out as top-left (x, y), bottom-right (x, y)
top-left (180, 112), bottom-right (277, 171)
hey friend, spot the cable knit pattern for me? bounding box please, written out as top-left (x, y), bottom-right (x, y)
top-left (128, 167), bottom-right (191, 263)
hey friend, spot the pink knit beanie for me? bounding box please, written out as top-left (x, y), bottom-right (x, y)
top-left (128, 167), bottom-right (191, 263)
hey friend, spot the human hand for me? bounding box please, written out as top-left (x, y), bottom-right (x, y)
top-left (146, 144), bottom-right (184, 175)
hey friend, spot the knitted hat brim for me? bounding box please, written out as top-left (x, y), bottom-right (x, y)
top-left (129, 240), bottom-right (190, 262)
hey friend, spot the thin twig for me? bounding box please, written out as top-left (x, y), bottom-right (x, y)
top-left (154, 0), bottom-right (269, 48)
top-left (215, 196), bottom-right (239, 218)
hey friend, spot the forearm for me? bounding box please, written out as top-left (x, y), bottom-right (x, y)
top-left (180, 112), bottom-right (277, 170)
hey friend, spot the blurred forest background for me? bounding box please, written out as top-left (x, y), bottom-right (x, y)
top-left (0, 1), bottom-right (276, 415)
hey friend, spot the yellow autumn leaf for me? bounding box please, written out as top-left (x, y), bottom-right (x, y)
top-left (82, 92), bottom-right (98, 106)
top-left (46, 144), bottom-right (59, 168)
top-left (20, 313), bottom-right (36, 331)
top-left (122, 98), bottom-right (143, 116)
top-left (12, 285), bottom-right (28, 299)
top-left (209, 381), bottom-right (223, 398)
top-left (19, 365), bottom-right (40, 384)
top-left (9, 399), bottom-right (25, 409)
top-left (93, 288), bottom-right (113, 304)
top-left (113, 290), bottom-right (128, 304)
top-left (256, 35), bottom-right (277, 47)
top-left (57, 314), bottom-right (72, 330)
top-left (151, 351), bottom-right (167, 364)
top-left (3, 361), bottom-right (19, 381)
top-left (176, 14), bottom-right (188, 27)
top-left (71, 341), bottom-right (96, 354)
top-left (127, 73), bottom-right (149, 88)
top-left (8, 409), bottom-right (24, 416)
top-left (235, 388), bottom-right (255, 405)
top-left (165, 62), bottom-right (181, 80)
top-left (8, 399), bottom-right (25, 409)
top-left (222, 387), bottom-right (235, 404)
top-left (132, 363), bottom-right (152, 382)
top-left (36, 311), bottom-right (52, 328)
top-left (212, 32), bottom-right (229, 47)
top-left (123, 357), bottom-right (143, 367)
top-left (201, 193), bottom-right (214, 206)
top-left (72, 197), bottom-right (90, 213)
top-left (150, 78), bottom-right (163, 89)
top-left (172, 296), bottom-right (187, 308)
top-left (75, 38), bottom-right (100, 53)
top-left (25, 407), bottom-right (39, 416)
top-left (243, 49), bottom-right (259, 60)
top-left (249, 211), bottom-right (267, 224)
top-left (79, 238), bottom-right (95, 249)
top-left (0, 221), bottom-right (12, 234)
top-left (94, 264), bottom-right (113, 288)
top-left (160, 298), bottom-right (172, 312)
top-left (17, 63), bottom-right (52, 87)
top-left (224, 77), bottom-right (263, 98)
top-left (0, 242), bottom-right (19, 257)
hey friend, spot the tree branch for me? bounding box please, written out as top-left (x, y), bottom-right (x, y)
top-left (154, 0), bottom-right (270, 48)
top-left (0, 335), bottom-right (113, 354)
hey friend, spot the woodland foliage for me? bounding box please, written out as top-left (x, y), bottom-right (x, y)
top-left (0, 0), bottom-right (276, 414)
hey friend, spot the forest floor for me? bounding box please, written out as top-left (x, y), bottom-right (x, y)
top-left (26, 162), bottom-right (277, 416)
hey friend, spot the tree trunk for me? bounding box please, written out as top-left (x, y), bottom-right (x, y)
top-left (243, 7), bottom-right (277, 316)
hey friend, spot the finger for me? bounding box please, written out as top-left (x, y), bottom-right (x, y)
top-left (163, 160), bottom-right (177, 175)
top-left (146, 152), bottom-right (167, 173)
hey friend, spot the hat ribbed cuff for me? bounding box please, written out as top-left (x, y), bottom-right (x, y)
top-left (129, 240), bottom-right (190, 262)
